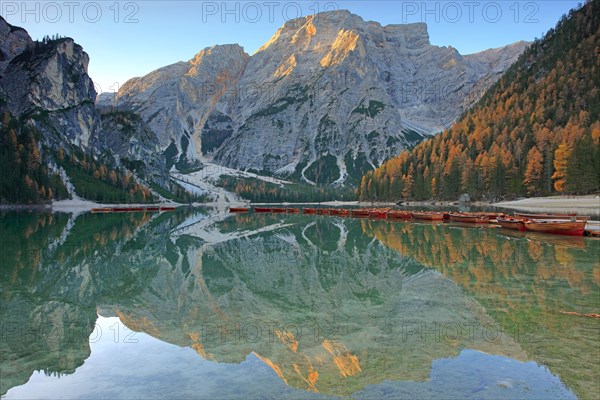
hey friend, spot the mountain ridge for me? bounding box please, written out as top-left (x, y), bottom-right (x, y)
top-left (100, 10), bottom-right (528, 186)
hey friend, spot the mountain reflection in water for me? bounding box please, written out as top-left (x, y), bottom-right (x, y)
top-left (1, 209), bottom-right (597, 399)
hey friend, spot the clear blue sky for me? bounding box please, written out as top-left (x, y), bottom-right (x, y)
top-left (1, 1), bottom-right (581, 93)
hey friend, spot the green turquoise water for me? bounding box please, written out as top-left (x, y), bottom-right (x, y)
top-left (1, 209), bottom-right (598, 399)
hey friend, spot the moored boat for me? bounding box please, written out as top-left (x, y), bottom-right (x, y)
top-left (349, 209), bottom-right (371, 218)
top-left (144, 206), bottom-right (160, 212)
top-left (386, 210), bottom-right (412, 219)
top-left (112, 207), bottom-right (146, 212)
top-left (449, 213), bottom-right (489, 224)
top-left (524, 219), bottom-right (587, 236)
top-left (254, 207), bottom-right (271, 213)
top-left (270, 207), bottom-right (286, 213)
top-left (329, 209), bottom-right (349, 216)
top-left (368, 209), bottom-right (387, 219)
top-left (412, 211), bottom-right (444, 221)
top-left (496, 216), bottom-right (527, 231)
top-left (302, 208), bottom-right (317, 215)
top-left (91, 207), bottom-right (112, 213)
top-left (229, 207), bottom-right (250, 213)
top-left (515, 212), bottom-right (583, 220)
top-left (285, 208), bottom-right (299, 213)
top-left (317, 208), bottom-right (330, 215)
top-left (159, 206), bottom-right (177, 211)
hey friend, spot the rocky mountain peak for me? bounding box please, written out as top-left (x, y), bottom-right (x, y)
top-left (189, 43), bottom-right (248, 65)
top-left (99, 10), bottom-right (529, 186)
top-left (383, 22), bottom-right (430, 48)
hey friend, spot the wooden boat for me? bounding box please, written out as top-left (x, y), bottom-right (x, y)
top-left (524, 219), bottom-right (587, 236)
top-left (515, 212), bottom-right (581, 220)
top-left (317, 208), bottom-right (330, 215)
top-left (112, 207), bottom-right (146, 212)
top-left (368, 209), bottom-right (387, 219)
top-left (412, 211), bottom-right (444, 221)
top-left (496, 216), bottom-right (527, 231)
top-left (285, 208), bottom-right (299, 213)
top-left (302, 208), bottom-right (317, 215)
top-left (229, 207), bottom-right (249, 213)
top-left (91, 207), bottom-right (112, 213)
top-left (350, 209), bottom-right (371, 218)
top-left (473, 212), bottom-right (503, 222)
top-left (159, 206), bottom-right (177, 211)
top-left (254, 207), bottom-right (271, 213)
top-left (449, 213), bottom-right (489, 224)
top-left (270, 207), bottom-right (287, 213)
top-left (386, 210), bottom-right (412, 219)
top-left (329, 209), bottom-right (348, 216)
top-left (144, 206), bottom-right (161, 212)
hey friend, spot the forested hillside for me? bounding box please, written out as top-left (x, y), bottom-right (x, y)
top-left (359, 1), bottom-right (600, 201)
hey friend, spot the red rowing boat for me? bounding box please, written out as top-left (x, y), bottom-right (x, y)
top-left (350, 209), bottom-right (371, 218)
top-left (412, 212), bottom-right (444, 221)
top-left (160, 206), bottom-right (177, 211)
top-left (524, 219), bottom-right (586, 236)
top-left (515, 212), bottom-right (578, 219)
top-left (496, 216), bottom-right (526, 231)
top-left (303, 208), bottom-right (317, 215)
top-left (229, 207), bottom-right (249, 213)
top-left (449, 213), bottom-right (489, 224)
top-left (254, 207), bottom-right (271, 213)
top-left (368, 210), bottom-right (387, 219)
top-left (285, 208), bottom-right (299, 213)
top-left (329, 209), bottom-right (348, 216)
top-left (317, 209), bottom-right (330, 215)
top-left (386, 210), bottom-right (412, 219)
top-left (91, 207), bottom-right (112, 213)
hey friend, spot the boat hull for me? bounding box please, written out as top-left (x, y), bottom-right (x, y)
top-left (413, 212), bottom-right (444, 221)
top-left (496, 218), bottom-right (526, 231)
top-left (524, 220), bottom-right (586, 236)
top-left (449, 213), bottom-right (489, 224)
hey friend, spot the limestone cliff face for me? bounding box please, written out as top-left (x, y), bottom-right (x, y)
top-left (0, 24), bottom-right (100, 150)
top-left (105, 10), bottom-right (528, 185)
top-left (0, 16), bottom-right (170, 195)
top-left (112, 44), bottom-right (250, 168)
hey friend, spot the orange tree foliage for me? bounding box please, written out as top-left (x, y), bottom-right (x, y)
top-left (359, 1), bottom-right (600, 201)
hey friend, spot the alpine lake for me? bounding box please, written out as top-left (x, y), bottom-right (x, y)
top-left (1, 207), bottom-right (599, 399)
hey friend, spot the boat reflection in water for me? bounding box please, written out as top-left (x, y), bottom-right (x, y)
top-left (1, 209), bottom-right (597, 399)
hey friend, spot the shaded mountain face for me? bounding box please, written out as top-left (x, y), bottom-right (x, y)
top-left (0, 17), bottom-right (170, 201)
top-left (104, 10), bottom-right (528, 185)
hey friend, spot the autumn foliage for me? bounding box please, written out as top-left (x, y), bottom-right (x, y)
top-left (360, 1), bottom-right (600, 201)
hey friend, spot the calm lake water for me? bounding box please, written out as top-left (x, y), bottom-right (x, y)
top-left (1, 209), bottom-right (599, 399)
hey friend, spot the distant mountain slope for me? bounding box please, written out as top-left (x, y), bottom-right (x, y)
top-left (359, 1), bottom-right (600, 201)
top-left (102, 10), bottom-right (527, 186)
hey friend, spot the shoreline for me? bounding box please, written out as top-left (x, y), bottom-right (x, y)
top-left (2, 195), bottom-right (598, 214)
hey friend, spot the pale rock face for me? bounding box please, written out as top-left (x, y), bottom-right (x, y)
top-left (0, 17), bottom-right (31, 76)
top-left (101, 10), bottom-right (529, 185)
top-left (114, 44), bottom-right (249, 166)
top-left (0, 34), bottom-right (100, 149)
top-left (0, 16), bottom-right (171, 191)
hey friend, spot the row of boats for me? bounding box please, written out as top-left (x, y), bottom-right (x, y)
top-left (229, 207), bottom-right (594, 237)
